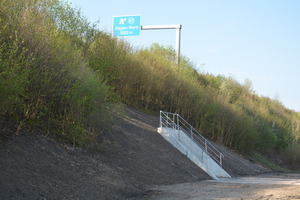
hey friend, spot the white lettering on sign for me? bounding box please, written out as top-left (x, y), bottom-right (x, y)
top-left (113, 15), bottom-right (140, 37)
top-left (129, 26), bottom-right (138, 29)
top-left (115, 27), bottom-right (127, 31)
top-left (119, 18), bottom-right (126, 25)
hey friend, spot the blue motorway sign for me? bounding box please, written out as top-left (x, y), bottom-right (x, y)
top-left (113, 15), bottom-right (140, 37)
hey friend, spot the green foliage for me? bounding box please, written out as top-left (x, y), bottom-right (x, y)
top-left (251, 152), bottom-right (289, 172)
top-left (284, 143), bottom-right (300, 170)
top-left (93, 40), bottom-right (300, 156)
top-left (1, 0), bottom-right (300, 166)
top-left (87, 32), bottom-right (131, 84)
top-left (0, 0), bottom-right (113, 146)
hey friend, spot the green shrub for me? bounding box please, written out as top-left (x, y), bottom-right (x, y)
top-left (0, 0), bottom-right (113, 146)
top-left (94, 41), bottom-right (300, 155)
top-left (284, 143), bottom-right (300, 170)
top-left (1, 0), bottom-right (300, 157)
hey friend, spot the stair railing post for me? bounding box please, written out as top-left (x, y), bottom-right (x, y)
top-left (220, 153), bottom-right (222, 166)
top-left (159, 111), bottom-right (162, 128)
top-left (172, 114), bottom-right (175, 129)
top-left (177, 114), bottom-right (179, 130)
top-left (205, 140), bottom-right (208, 154)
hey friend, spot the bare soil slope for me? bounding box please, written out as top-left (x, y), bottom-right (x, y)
top-left (213, 141), bottom-right (270, 177)
top-left (0, 106), bottom-right (268, 199)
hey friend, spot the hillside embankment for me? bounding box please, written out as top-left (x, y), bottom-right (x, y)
top-left (0, 107), bottom-right (270, 199)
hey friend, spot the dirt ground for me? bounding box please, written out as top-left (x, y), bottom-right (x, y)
top-left (148, 174), bottom-right (300, 200)
top-left (0, 107), bottom-right (209, 199)
top-left (0, 106), bottom-right (292, 200)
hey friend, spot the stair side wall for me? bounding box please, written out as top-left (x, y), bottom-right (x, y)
top-left (157, 127), bottom-right (231, 179)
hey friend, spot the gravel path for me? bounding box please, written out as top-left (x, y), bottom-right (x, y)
top-left (148, 174), bottom-right (300, 200)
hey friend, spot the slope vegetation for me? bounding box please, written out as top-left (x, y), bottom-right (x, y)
top-left (1, 0), bottom-right (299, 169)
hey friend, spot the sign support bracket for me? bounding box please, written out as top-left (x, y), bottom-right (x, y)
top-left (141, 24), bottom-right (182, 65)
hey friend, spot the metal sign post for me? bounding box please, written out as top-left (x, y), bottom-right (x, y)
top-left (141, 24), bottom-right (182, 65)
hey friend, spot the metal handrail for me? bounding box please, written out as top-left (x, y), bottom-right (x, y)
top-left (159, 110), bottom-right (224, 166)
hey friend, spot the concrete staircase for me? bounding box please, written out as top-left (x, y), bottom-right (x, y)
top-left (157, 111), bottom-right (231, 180)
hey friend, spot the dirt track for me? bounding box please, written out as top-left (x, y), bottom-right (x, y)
top-left (148, 174), bottom-right (300, 200)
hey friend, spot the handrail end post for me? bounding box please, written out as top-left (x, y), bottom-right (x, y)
top-left (159, 110), bottom-right (162, 128)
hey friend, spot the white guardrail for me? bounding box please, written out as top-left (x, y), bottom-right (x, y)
top-left (159, 110), bottom-right (224, 166)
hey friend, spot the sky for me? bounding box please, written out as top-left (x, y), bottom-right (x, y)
top-left (67, 0), bottom-right (300, 112)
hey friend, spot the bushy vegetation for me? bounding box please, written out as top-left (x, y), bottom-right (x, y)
top-left (0, 0), bottom-right (113, 146)
top-left (88, 35), bottom-right (300, 167)
top-left (1, 0), bottom-right (300, 168)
